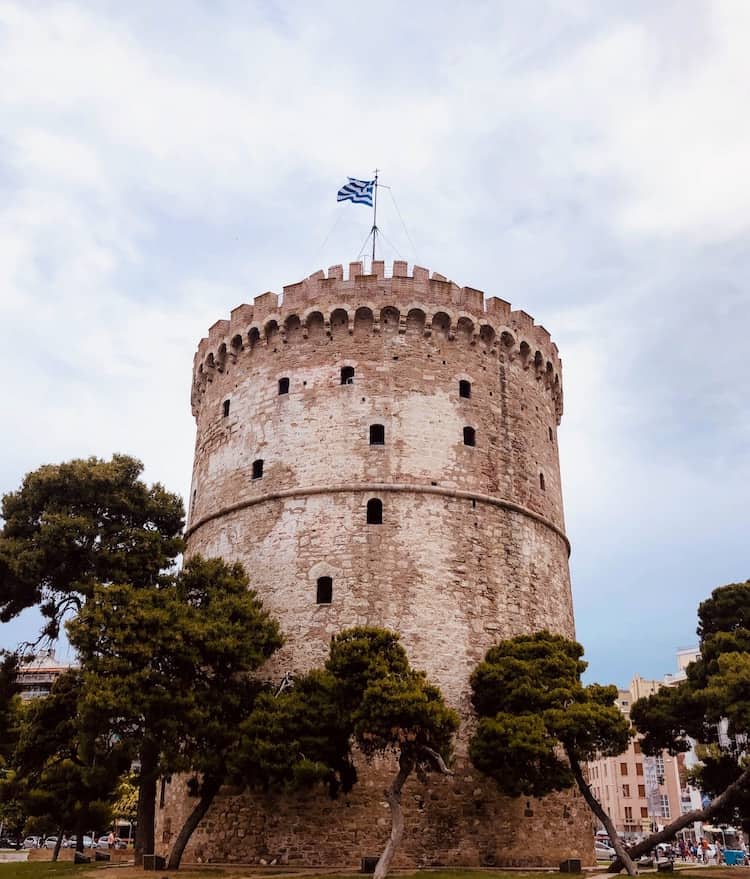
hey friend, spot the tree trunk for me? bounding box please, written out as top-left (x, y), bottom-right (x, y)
top-left (568, 754), bottom-right (638, 876)
top-left (609, 764), bottom-right (750, 873)
top-left (134, 737), bottom-right (159, 865)
top-left (167, 775), bottom-right (222, 870)
top-left (373, 751), bottom-right (415, 879)
top-left (51, 828), bottom-right (63, 862)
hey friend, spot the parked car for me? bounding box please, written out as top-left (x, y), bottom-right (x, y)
top-left (0, 837), bottom-right (22, 849)
top-left (22, 836), bottom-right (41, 849)
top-left (63, 835), bottom-right (94, 848)
top-left (96, 835), bottom-right (127, 850)
top-left (595, 841), bottom-right (617, 860)
top-left (43, 836), bottom-right (59, 849)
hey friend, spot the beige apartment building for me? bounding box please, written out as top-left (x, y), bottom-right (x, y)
top-left (587, 650), bottom-right (700, 839)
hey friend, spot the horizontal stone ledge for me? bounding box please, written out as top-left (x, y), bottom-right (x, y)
top-left (185, 483), bottom-right (570, 555)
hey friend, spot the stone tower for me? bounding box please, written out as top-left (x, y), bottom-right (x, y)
top-left (160, 260), bottom-right (590, 867)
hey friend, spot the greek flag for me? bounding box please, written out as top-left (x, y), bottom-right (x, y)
top-left (337, 177), bottom-right (374, 206)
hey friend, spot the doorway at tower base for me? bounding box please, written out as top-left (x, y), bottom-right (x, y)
top-left (156, 751), bottom-right (594, 867)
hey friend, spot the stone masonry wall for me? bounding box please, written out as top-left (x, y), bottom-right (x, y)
top-left (156, 261), bottom-right (593, 867)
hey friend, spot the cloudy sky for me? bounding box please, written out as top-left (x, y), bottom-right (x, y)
top-left (1, 0), bottom-right (748, 686)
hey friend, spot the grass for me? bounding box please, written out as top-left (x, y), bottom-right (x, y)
top-left (0, 867), bottom-right (581, 879)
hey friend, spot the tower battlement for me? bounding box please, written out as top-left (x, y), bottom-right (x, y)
top-left (192, 262), bottom-right (563, 421)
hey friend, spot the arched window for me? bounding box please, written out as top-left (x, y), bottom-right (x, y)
top-left (341, 366), bottom-right (355, 385)
top-left (366, 498), bottom-right (383, 525)
top-left (222, 399), bottom-right (230, 418)
top-left (278, 377), bottom-right (289, 395)
top-left (463, 426), bottom-right (476, 447)
top-left (316, 576), bottom-right (332, 604)
top-left (369, 424), bottom-right (385, 445)
top-left (539, 472), bottom-right (546, 491)
top-left (252, 459), bottom-right (264, 479)
top-left (459, 380), bottom-right (471, 398)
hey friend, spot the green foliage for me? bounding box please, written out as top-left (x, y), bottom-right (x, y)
top-left (0, 455), bottom-right (184, 639)
top-left (631, 580), bottom-right (750, 835)
top-left (632, 580), bottom-right (750, 751)
top-left (469, 631), bottom-right (630, 797)
top-left (67, 554), bottom-right (282, 852)
top-left (0, 651), bottom-right (21, 768)
top-left (5, 671), bottom-right (129, 841)
top-left (469, 714), bottom-right (571, 797)
top-left (234, 670), bottom-right (355, 796)
top-left (234, 626), bottom-right (458, 795)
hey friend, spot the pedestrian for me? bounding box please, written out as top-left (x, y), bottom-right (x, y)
top-left (107, 831), bottom-right (115, 850)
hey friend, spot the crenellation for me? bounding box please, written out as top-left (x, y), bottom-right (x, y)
top-left (253, 291), bottom-right (279, 319)
top-left (372, 259), bottom-right (385, 278)
top-left (348, 260), bottom-right (363, 279)
top-left (510, 309), bottom-right (534, 332)
top-left (207, 319), bottom-right (230, 351)
top-left (328, 264), bottom-right (344, 280)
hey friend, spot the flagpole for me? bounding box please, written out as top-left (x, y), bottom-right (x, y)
top-left (371, 169), bottom-right (379, 265)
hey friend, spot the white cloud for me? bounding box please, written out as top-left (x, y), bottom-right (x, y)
top-left (1, 0), bottom-right (748, 683)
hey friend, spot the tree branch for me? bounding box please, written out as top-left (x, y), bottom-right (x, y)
top-left (609, 764), bottom-right (750, 872)
top-left (419, 745), bottom-right (453, 775)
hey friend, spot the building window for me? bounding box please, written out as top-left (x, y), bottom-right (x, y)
top-left (660, 795), bottom-right (670, 818)
top-left (548, 426), bottom-right (553, 441)
top-left (463, 426), bottom-right (476, 447)
top-left (459, 380), bottom-right (471, 398)
top-left (624, 806), bottom-right (633, 823)
top-left (222, 399), bottom-right (230, 417)
top-left (366, 498), bottom-right (383, 525)
top-left (634, 742), bottom-right (641, 754)
top-left (316, 576), bottom-right (332, 604)
top-left (641, 807), bottom-right (649, 818)
top-left (539, 472), bottom-right (546, 491)
top-left (369, 424), bottom-right (385, 445)
top-left (278, 377), bottom-right (289, 395)
top-left (252, 459), bottom-right (264, 479)
top-left (622, 784), bottom-right (630, 797)
top-left (638, 784), bottom-right (646, 798)
top-left (620, 763), bottom-right (628, 776)
top-left (341, 366), bottom-right (355, 385)
top-left (636, 763), bottom-right (644, 776)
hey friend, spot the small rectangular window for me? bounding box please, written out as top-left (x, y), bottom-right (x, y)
top-left (636, 763), bottom-right (644, 776)
top-left (620, 763), bottom-right (628, 776)
top-left (341, 366), bottom-right (354, 385)
top-left (622, 784), bottom-right (630, 798)
top-left (641, 807), bottom-right (649, 818)
top-left (222, 399), bottom-right (230, 417)
top-left (316, 576), bottom-right (332, 604)
top-left (633, 742), bottom-right (641, 754)
top-left (638, 784), bottom-right (646, 798)
top-left (459, 380), bottom-right (471, 398)
top-left (369, 424), bottom-right (385, 445)
top-left (463, 426), bottom-right (476, 446)
top-left (278, 377), bottom-right (289, 395)
top-left (252, 459), bottom-right (264, 479)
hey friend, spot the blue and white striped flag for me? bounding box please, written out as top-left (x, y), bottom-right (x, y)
top-left (337, 177), bottom-right (374, 207)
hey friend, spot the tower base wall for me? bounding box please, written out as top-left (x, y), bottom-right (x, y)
top-left (156, 752), bottom-right (594, 868)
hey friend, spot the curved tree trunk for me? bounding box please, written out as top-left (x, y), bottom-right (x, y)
top-left (167, 775), bottom-right (222, 870)
top-left (609, 764), bottom-right (750, 873)
top-left (134, 737), bottom-right (159, 865)
top-left (51, 828), bottom-right (63, 862)
top-left (373, 751), bottom-right (415, 879)
top-left (569, 755), bottom-right (638, 876)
